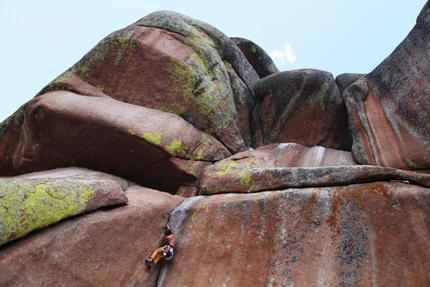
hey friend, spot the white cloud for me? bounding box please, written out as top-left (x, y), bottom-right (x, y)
top-left (270, 42), bottom-right (296, 64)
top-left (283, 43), bottom-right (296, 63)
top-left (270, 49), bottom-right (285, 60)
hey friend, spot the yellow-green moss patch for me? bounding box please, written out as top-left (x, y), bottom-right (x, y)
top-left (205, 157), bottom-right (257, 194)
top-left (142, 130), bottom-right (163, 146)
top-left (166, 139), bottom-right (183, 156)
top-left (0, 180), bottom-right (96, 246)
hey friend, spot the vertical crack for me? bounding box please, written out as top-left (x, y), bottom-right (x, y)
top-left (155, 196), bottom-right (204, 286)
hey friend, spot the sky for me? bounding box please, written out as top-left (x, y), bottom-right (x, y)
top-left (0, 0), bottom-right (426, 122)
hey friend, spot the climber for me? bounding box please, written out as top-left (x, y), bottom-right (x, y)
top-left (145, 224), bottom-right (176, 269)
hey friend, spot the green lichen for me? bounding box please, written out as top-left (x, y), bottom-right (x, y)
top-left (203, 185), bottom-right (221, 194)
top-left (142, 130), bottom-right (162, 146)
top-left (138, 16), bottom-right (238, 138)
top-left (158, 106), bottom-right (186, 116)
top-left (35, 71), bottom-right (74, 96)
top-left (128, 129), bottom-right (138, 136)
top-left (117, 36), bottom-right (128, 44)
top-left (0, 180), bottom-right (96, 245)
top-left (203, 156), bottom-right (263, 194)
top-left (183, 39), bottom-right (216, 79)
top-left (0, 105), bottom-right (25, 137)
top-left (71, 29), bottom-right (137, 81)
top-left (190, 211), bottom-right (197, 222)
top-left (194, 134), bottom-right (211, 160)
top-left (165, 135), bottom-right (210, 160)
top-left (169, 37), bottom-right (236, 134)
top-left (170, 57), bottom-right (196, 103)
top-left (166, 139), bottom-right (183, 156)
top-left (211, 158), bottom-right (254, 186)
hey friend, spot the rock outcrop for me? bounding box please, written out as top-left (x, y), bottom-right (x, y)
top-left (160, 182), bottom-right (430, 286)
top-left (0, 91), bottom-right (230, 194)
top-left (343, 3), bottom-right (430, 169)
top-left (252, 69), bottom-right (352, 150)
top-left (1, 2), bottom-right (430, 286)
top-left (231, 37), bottom-right (280, 78)
top-left (37, 10), bottom-right (259, 153)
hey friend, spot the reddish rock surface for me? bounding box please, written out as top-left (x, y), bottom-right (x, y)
top-left (343, 3), bottom-right (430, 169)
top-left (36, 11), bottom-right (259, 153)
top-left (252, 69), bottom-right (352, 150)
top-left (1, 3), bottom-right (430, 287)
top-left (160, 182), bottom-right (430, 287)
top-left (0, 186), bottom-right (183, 287)
top-left (0, 91), bottom-right (230, 193)
top-left (237, 143), bottom-right (357, 167)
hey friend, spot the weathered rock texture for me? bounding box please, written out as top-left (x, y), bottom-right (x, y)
top-left (335, 73), bottom-right (366, 94)
top-left (1, 3), bottom-right (430, 287)
top-left (36, 10), bottom-right (259, 153)
top-left (252, 69), bottom-right (352, 151)
top-left (0, 167), bottom-right (128, 246)
top-left (201, 143), bottom-right (430, 194)
top-left (231, 37), bottom-right (280, 78)
top-left (0, 186), bottom-right (183, 287)
top-left (203, 162), bottom-right (430, 194)
top-left (161, 182), bottom-right (430, 286)
top-left (0, 91), bottom-right (230, 193)
top-left (343, 3), bottom-right (430, 169)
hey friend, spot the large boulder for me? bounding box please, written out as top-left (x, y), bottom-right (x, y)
top-left (0, 186), bottom-right (183, 287)
top-left (342, 3), bottom-right (430, 169)
top-left (36, 11), bottom-right (259, 153)
top-left (335, 73), bottom-right (366, 94)
top-left (201, 143), bottom-right (430, 194)
top-left (252, 69), bottom-right (352, 150)
top-left (231, 37), bottom-right (280, 78)
top-left (160, 182), bottom-right (430, 286)
top-left (0, 91), bottom-right (231, 194)
top-left (0, 167), bottom-right (128, 246)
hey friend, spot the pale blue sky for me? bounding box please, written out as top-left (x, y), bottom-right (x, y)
top-left (0, 0), bottom-right (426, 122)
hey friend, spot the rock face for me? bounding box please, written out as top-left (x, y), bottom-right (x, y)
top-left (160, 182), bottom-right (430, 287)
top-left (0, 91), bottom-right (230, 193)
top-left (36, 10), bottom-right (259, 153)
top-left (0, 167), bottom-right (128, 246)
top-left (343, 3), bottom-right (430, 169)
top-left (0, 186), bottom-right (183, 287)
top-left (1, 3), bottom-right (430, 287)
top-left (252, 69), bottom-right (352, 151)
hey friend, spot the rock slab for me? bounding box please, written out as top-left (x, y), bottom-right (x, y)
top-left (0, 91), bottom-right (230, 193)
top-left (160, 182), bottom-right (430, 287)
top-left (0, 167), bottom-right (128, 246)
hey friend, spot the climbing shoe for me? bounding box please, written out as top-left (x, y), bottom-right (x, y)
top-left (145, 258), bottom-right (154, 269)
